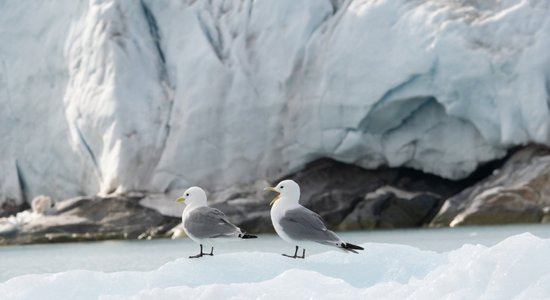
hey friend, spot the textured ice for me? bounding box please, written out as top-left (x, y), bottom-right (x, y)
top-left (1, 233), bottom-right (549, 299)
top-left (1, 0), bottom-right (549, 210)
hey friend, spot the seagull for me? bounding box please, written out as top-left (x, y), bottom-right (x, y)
top-left (266, 179), bottom-right (364, 259)
top-left (176, 186), bottom-right (257, 258)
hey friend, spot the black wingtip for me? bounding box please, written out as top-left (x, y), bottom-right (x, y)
top-left (241, 234), bottom-right (258, 239)
top-left (342, 242), bottom-right (364, 253)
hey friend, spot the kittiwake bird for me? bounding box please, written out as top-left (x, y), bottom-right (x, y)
top-left (265, 179), bottom-right (364, 259)
top-left (176, 186), bottom-right (257, 258)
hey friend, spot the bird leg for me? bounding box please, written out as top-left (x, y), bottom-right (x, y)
top-left (298, 248), bottom-right (306, 259)
top-left (207, 246), bottom-right (214, 256)
top-left (282, 245), bottom-right (303, 259)
top-left (189, 244), bottom-right (206, 258)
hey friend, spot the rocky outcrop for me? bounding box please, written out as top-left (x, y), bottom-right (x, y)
top-left (3, 146), bottom-right (550, 244)
top-left (210, 159), bottom-right (490, 233)
top-left (431, 146), bottom-right (550, 227)
top-left (0, 195), bottom-right (178, 245)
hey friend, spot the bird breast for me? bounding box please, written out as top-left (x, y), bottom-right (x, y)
top-left (270, 198), bottom-right (300, 243)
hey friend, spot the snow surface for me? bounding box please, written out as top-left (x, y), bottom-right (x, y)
top-left (1, 233), bottom-right (549, 299)
top-left (1, 0), bottom-right (550, 209)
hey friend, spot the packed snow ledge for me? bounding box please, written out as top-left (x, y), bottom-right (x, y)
top-left (1, 233), bottom-right (549, 299)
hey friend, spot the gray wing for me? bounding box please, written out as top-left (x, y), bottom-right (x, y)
top-left (184, 207), bottom-right (240, 239)
top-left (279, 207), bottom-right (341, 245)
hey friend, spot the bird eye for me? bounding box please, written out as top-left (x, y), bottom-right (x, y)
top-left (280, 186), bottom-right (284, 189)
top-left (186, 193), bottom-right (189, 196)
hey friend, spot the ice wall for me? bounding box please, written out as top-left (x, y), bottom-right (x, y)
top-left (1, 0), bottom-right (549, 209)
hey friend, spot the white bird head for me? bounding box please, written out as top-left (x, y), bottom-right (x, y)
top-left (176, 186), bottom-right (208, 208)
top-left (265, 179), bottom-right (301, 206)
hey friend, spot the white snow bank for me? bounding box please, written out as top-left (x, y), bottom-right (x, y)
top-left (1, 0), bottom-right (549, 209)
top-left (1, 233), bottom-right (549, 299)
top-left (0, 210), bottom-right (41, 235)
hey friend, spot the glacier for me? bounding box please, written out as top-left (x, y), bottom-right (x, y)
top-left (1, 0), bottom-right (549, 211)
top-left (1, 233), bottom-right (550, 299)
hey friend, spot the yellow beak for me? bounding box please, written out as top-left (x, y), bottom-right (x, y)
top-left (176, 197), bottom-right (186, 203)
top-left (264, 187), bottom-right (280, 206)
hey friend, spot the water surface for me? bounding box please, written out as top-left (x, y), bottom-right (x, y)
top-left (1, 224), bottom-right (549, 283)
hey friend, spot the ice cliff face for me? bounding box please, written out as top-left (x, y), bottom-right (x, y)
top-left (1, 0), bottom-right (549, 211)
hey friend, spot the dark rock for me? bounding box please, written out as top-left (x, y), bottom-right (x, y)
top-left (210, 159), bottom-right (480, 232)
top-left (431, 145), bottom-right (550, 226)
top-left (208, 181), bottom-right (275, 234)
top-left (0, 199), bottom-right (29, 218)
top-left (282, 159), bottom-right (485, 230)
top-left (340, 191), bottom-right (441, 230)
top-left (0, 195), bottom-right (178, 245)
